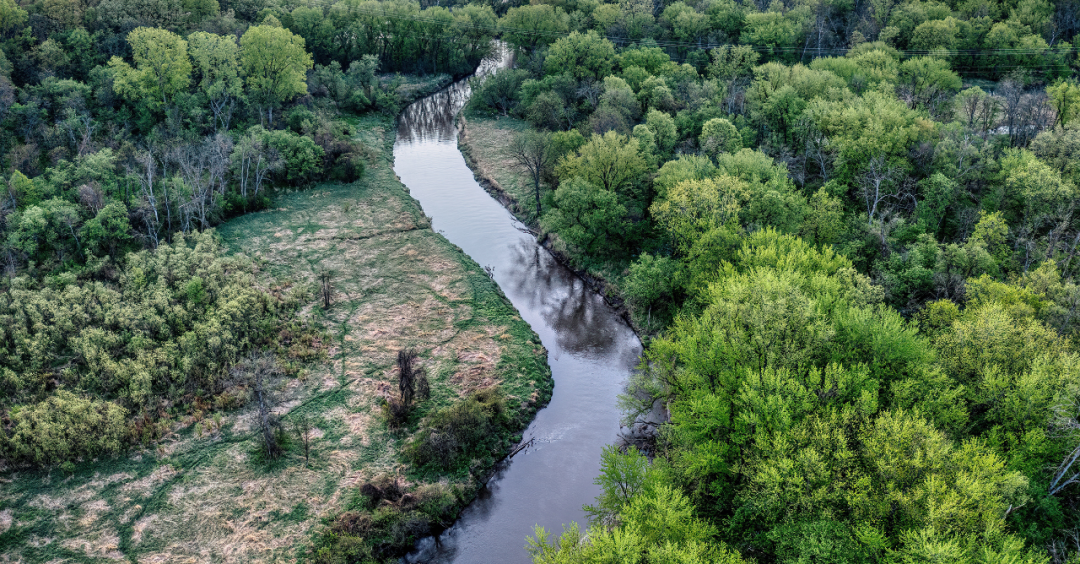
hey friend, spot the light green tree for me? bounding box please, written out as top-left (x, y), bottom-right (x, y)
top-left (109, 27), bottom-right (191, 111)
top-left (499, 4), bottom-right (569, 53)
top-left (187, 31), bottom-right (242, 131)
top-left (239, 24), bottom-right (313, 124)
top-left (645, 109), bottom-right (678, 158)
top-left (651, 176), bottom-right (745, 249)
top-left (1048, 79), bottom-right (1080, 128)
top-left (0, 0), bottom-right (27, 36)
top-left (543, 31), bottom-right (616, 81)
top-left (557, 131), bottom-right (647, 203)
top-left (699, 117), bottom-right (742, 157)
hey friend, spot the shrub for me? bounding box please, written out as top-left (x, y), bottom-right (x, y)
top-left (383, 348), bottom-right (430, 428)
top-left (4, 390), bottom-right (127, 465)
top-left (314, 476), bottom-right (462, 563)
top-left (0, 231), bottom-right (291, 465)
top-left (404, 387), bottom-right (509, 471)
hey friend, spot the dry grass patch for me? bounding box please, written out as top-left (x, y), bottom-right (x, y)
top-left (459, 115), bottom-right (540, 225)
top-left (0, 113), bottom-right (549, 564)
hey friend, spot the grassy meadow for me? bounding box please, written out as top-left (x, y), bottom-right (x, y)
top-left (0, 111), bottom-right (551, 563)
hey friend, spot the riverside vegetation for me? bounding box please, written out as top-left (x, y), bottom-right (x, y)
top-left (1, 0), bottom-right (1080, 560)
top-left (453, 2), bottom-right (1080, 563)
top-left (0, 0), bottom-right (554, 561)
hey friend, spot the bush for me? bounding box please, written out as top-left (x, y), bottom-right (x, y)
top-left (3, 390), bottom-right (127, 465)
top-left (404, 387), bottom-right (509, 471)
top-left (313, 476), bottom-right (462, 563)
top-left (263, 129), bottom-right (325, 185)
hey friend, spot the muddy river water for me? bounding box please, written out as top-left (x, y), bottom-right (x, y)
top-left (394, 49), bottom-right (642, 563)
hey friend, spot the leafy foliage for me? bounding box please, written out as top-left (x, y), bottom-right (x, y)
top-left (0, 231), bottom-right (285, 464)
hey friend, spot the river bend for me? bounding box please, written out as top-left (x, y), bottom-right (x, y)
top-left (394, 49), bottom-right (642, 563)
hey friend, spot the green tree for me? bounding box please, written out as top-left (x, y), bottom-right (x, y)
top-left (8, 198), bottom-right (83, 264)
top-left (80, 201), bottom-right (131, 258)
top-left (654, 155), bottom-right (717, 199)
top-left (0, 0), bottom-right (27, 37)
top-left (109, 27), bottom-right (191, 111)
top-left (651, 176), bottom-right (744, 249)
top-left (582, 445), bottom-right (648, 525)
top-left (800, 185), bottom-right (845, 246)
top-left (499, 4), bottom-right (570, 53)
top-left (646, 109), bottom-right (678, 159)
top-left (240, 24), bottom-right (313, 124)
top-left (624, 253), bottom-right (681, 326)
top-left (1048, 79), bottom-right (1080, 128)
top-left (898, 56), bottom-right (961, 115)
top-left (543, 31), bottom-right (616, 81)
top-left (1000, 149), bottom-right (1076, 241)
top-left (557, 131), bottom-right (647, 204)
top-left (263, 129), bottom-right (324, 184)
top-left (188, 31), bottom-right (242, 132)
top-left (699, 117), bottom-right (742, 157)
top-left (541, 177), bottom-right (627, 254)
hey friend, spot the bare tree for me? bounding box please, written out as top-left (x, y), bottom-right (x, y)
top-left (77, 182), bottom-right (105, 214)
top-left (507, 130), bottom-right (554, 217)
top-left (319, 271), bottom-right (333, 309)
top-left (60, 109), bottom-right (96, 157)
top-left (130, 149), bottom-right (162, 247)
top-left (232, 128), bottom-right (283, 203)
top-left (293, 412), bottom-right (311, 464)
top-left (384, 348), bottom-right (430, 427)
top-left (396, 348), bottom-right (429, 407)
top-left (172, 134), bottom-right (234, 230)
top-left (235, 353), bottom-right (284, 461)
top-left (858, 155), bottom-right (906, 226)
top-left (999, 76), bottom-right (1056, 147)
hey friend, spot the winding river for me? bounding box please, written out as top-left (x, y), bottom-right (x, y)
top-left (395, 49), bottom-right (642, 563)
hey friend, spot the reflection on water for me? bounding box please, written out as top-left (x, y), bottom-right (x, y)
top-left (500, 240), bottom-right (618, 357)
top-left (397, 47), bottom-right (510, 145)
top-left (394, 46), bottom-right (642, 564)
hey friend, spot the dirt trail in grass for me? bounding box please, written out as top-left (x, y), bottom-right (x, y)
top-left (0, 112), bottom-right (549, 563)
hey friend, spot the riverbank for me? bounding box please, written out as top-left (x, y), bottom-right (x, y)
top-left (456, 114), bottom-right (637, 330)
top-left (0, 113), bottom-right (549, 563)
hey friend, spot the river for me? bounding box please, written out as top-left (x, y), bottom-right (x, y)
top-left (394, 48), bottom-right (643, 563)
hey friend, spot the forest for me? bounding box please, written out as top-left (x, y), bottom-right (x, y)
top-left (0, 0), bottom-right (505, 467)
top-left (456, 0), bottom-right (1080, 562)
top-left (0, 0), bottom-right (1078, 559)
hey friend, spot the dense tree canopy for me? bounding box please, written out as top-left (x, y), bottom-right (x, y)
top-left (2, 0), bottom-right (1080, 559)
top-left (458, 1), bottom-right (1080, 562)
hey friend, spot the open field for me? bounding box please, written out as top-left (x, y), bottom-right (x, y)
top-left (0, 111), bottom-right (550, 563)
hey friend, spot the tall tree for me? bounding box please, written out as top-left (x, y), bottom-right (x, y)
top-left (188, 31), bottom-right (242, 132)
top-left (239, 24), bottom-right (313, 125)
top-left (508, 130), bottom-right (554, 217)
top-left (109, 27), bottom-right (191, 111)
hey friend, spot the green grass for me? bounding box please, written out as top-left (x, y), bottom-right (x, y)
top-left (458, 114), bottom-right (542, 225)
top-left (0, 111), bottom-right (550, 563)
